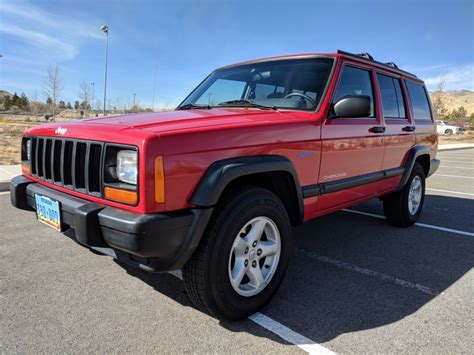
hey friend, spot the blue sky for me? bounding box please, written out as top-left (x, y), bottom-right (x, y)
top-left (1, 0), bottom-right (473, 109)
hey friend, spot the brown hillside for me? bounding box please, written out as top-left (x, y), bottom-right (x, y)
top-left (429, 90), bottom-right (474, 116)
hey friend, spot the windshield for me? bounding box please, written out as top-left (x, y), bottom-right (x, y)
top-left (179, 57), bottom-right (334, 111)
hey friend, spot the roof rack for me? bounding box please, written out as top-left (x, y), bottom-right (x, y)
top-left (356, 52), bottom-right (374, 61)
top-left (337, 50), bottom-right (417, 78)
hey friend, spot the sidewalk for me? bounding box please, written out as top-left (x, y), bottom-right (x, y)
top-left (1, 143), bottom-right (473, 192)
top-left (438, 143), bottom-right (474, 151)
top-left (0, 165), bottom-right (21, 192)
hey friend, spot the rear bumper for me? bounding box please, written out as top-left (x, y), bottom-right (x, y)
top-left (10, 175), bottom-right (212, 272)
top-left (427, 158), bottom-right (440, 177)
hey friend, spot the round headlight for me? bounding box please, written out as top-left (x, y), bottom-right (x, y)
top-left (116, 150), bottom-right (137, 185)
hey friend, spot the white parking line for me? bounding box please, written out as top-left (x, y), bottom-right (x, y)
top-left (438, 166), bottom-right (474, 170)
top-left (296, 248), bottom-right (439, 296)
top-left (168, 269), bottom-right (333, 354)
top-left (342, 209), bottom-right (474, 237)
top-left (445, 159), bottom-right (473, 165)
top-left (249, 313), bottom-right (335, 355)
top-left (426, 188), bottom-right (474, 197)
top-left (434, 174), bottom-right (474, 179)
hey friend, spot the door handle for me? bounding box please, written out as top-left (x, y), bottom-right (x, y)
top-left (402, 125), bottom-right (416, 132)
top-left (369, 126), bottom-right (385, 133)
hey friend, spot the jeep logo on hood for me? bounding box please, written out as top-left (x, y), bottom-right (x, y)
top-left (55, 127), bottom-right (67, 135)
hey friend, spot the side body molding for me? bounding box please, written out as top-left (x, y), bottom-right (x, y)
top-left (190, 155), bottom-right (304, 223)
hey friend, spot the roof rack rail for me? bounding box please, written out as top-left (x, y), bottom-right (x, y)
top-left (385, 61), bottom-right (398, 69)
top-left (337, 50), bottom-right (417, 78)
top-left (356, 52), bottom-right (374, 61)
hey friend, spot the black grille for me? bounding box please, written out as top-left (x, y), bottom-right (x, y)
top-left (30, 137), bottom-right (103, 196)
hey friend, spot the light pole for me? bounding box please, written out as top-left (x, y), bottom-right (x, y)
top-left (91, 82), bottom-right (95, 112)
top-left (133, 93), bottom-right (136, 109)
top-left (152, 64), bottom-right (157, 110)
top-left (100, 25), bottom-right (109, 116)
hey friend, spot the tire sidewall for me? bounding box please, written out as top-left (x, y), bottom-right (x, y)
top-left (402, 164), bottom-right (426, 224)
top-left (207, 191), bottom-right (291, 319)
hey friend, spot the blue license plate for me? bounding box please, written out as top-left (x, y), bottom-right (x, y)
top-left (35, 194), bottom-right (62, 231)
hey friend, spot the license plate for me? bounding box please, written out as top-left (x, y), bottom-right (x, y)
top-left (35, 194), bottom-right (62, 232)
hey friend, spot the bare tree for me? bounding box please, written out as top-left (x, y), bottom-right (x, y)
top-left (78, 80), bottom-right (92, 109)
top-left (42, 65), bottom-right (63, 119)
top-left (431, 76), bottom-right (448, 116)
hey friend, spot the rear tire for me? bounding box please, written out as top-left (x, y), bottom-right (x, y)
top-left (183, 186), bottom-right (291, 320)
top-left (445, 129), bottom-right (453, 136)
top-left (383, 162), bottom-right (426, 227)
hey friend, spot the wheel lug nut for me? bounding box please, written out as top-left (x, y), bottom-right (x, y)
top-left (257, 249), bottom-right (262, 256)
top-left (252, 241), bottom-right (257, 247)
top-left (252, 260), bottom-right (257, 268)
top-left (244, 260), bottom-right (248, 267)
top-left (244, 247), bottom-right (249, 254)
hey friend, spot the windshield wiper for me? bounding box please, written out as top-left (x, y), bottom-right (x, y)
top-left (217, 99), bottom-right (277, 110)
top-left (177, 103), bottom-right (211, 110)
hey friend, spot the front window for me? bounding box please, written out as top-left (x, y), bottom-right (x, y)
top-left (180, 58), bottom-right (334, 111)
top-left (333, 66), bottom-right (375, 118)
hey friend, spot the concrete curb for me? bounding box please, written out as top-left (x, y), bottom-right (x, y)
top-left (438, 145), bottom-right (474, 152)
top-left (0, 165), bottom-right (20, 192)
top-left (0, 181), bottom-right (10, 192)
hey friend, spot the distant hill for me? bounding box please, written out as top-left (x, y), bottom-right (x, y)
top-left (429, 90), bottom-right (474, 116)
top-left (0, 90), bottom-right (12, 96)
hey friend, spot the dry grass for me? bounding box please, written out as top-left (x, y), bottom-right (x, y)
top-left (439, 130), bottom-right (474, 144)
top-left (0, 122), bottom-right (37, 165)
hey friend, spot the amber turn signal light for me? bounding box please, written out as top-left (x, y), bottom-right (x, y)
top-left (21, 162), bottom-right (31, 175)
top-left (104, 186), bottom-right (137, 205)
top-left (154, 156), bottom-right (165, 203)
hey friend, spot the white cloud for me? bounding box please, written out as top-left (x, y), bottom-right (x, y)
top-left (409, 63), bottom-right (474, 91)
top-left (2, 2), bottom-right (103, 40)
top-left (1, 1), bottom-right (103, 62)
top-left (0, 24), bottom-right (78, 60)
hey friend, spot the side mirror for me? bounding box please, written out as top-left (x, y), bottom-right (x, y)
top-left (333, 95), bottom-right (371, 118)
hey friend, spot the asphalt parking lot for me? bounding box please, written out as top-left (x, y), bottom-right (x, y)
top-left (1, 148), bottom-right (473, 353)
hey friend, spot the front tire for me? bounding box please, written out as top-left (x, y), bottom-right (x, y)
top-left (383, 162), bottom-right (426, 227)
top-left (445, 129), bottom-right (453, 136)
top-left (183, 186), bottom-right (291, 320)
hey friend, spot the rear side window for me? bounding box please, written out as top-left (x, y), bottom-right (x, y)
top-left (334, 66), bottom-right (374, 117)
top-left (406, 81), bottom-right (432, 121)
top-left (377, 74), bottom-right (406, 119)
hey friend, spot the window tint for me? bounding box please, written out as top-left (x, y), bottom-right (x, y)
top-left (406, 81), bottom-right (432, 121)
top-left (334, 66), bottom-right (374, 117)
top-left (377, 74), bottom-right (406, 119)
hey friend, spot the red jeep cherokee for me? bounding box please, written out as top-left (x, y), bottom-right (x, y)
top-left (11, 50), bottom-right (439, 320)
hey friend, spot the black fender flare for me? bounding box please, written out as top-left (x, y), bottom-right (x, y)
top-left (190, 155), bottom-right (304, 224)
top-left (397, 146), bottom-right (431, 190)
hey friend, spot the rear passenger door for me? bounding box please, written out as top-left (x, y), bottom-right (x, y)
top-left (318, 63), bottom-right (385, 211)
top-left (376, 72), bottom-right (416, 192)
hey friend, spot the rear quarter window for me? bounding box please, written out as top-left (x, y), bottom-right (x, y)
top-left (406, 81), bottom-right (432, 121)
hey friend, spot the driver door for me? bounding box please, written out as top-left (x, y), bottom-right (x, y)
top-left (317, 63), bottom-right (385, 211)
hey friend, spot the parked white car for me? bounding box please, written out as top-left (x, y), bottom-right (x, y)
top-left (436, 120), bottom-right (464, 135)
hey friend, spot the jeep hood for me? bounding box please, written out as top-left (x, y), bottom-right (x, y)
top-left (82, 108), bottom-right (307, 134)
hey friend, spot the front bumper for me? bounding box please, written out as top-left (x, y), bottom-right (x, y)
top-left (10, 175), bottom-right (213, 272)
